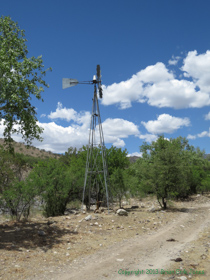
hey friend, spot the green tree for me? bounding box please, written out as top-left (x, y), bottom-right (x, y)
top-left (140, 136), bottom-right (190, 209)
top-left (0, 145), bottom-right (36, 220)
top-left (28, 159), bottom-right (73, 217)
top-left (110, 168), bottom-right (128, 208)
top-left (0, 16), bottom-right (51, 150)
top-left (106, 146), bottom-right (130, 176)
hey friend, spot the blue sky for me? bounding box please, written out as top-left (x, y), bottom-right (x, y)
top-left (1, 0), bottom-right (210, 155)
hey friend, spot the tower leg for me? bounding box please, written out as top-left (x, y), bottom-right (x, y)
top-left (82, 84), bottom-right (109, 213)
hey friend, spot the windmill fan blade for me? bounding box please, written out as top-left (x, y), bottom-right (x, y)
top-left (97, 65), bottom-right (101, 80)
top-left (62, 78), bottom-right (78, 89)
top-left (99, 86), bottom-right (103, 98)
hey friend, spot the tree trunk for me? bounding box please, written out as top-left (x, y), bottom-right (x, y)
top-left (162, 197), bottom-right (167, 209)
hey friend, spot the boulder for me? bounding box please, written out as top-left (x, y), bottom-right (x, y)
top-left (85, 215), bottom-right (92, 221)
top-left (116, 209), bottom-right (128, 216)
top-left (148, 206), bottom-right (156, 213)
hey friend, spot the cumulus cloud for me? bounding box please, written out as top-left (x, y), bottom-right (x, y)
top-left (187, 134), bottom-right (197, 140)
top-left (102, 51), bottom-right (210, 109)
top-left (48, 102), bottom-right (78, 122)
top-left (187, 128), bottom-right (210, 140)
top-left (181, 50), bottom-right (210, 92)
top-left (102, 62), bottom-right (173, 109)
top-left (138, 134), bottom-right (158, 143)
top-left (102, 118), bottom-right (140, 147)
top-left (127, 152), bottom-right (142, 157)
top-left (204, 112), bottom-right (210, 120)
top-left (141, 114), bottom-right (190, 134)
top-left (197, 129), bottom-right (210, 138)
top-left (168, 55), bottom-right (181, 65)
top-left (35, 116), bottom-right (140, 152)
top-left (0, 104), bottom-right (141, 153)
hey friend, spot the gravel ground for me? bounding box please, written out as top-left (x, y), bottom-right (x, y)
top-left (0, 195), bottom-right (210, 280)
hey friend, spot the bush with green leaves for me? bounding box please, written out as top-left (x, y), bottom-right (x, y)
top-left (28, 159), bottom-right (73, 217)
top-left (0, 146), bottom-right (36, 220)
top-left (138, 136), bottom-right (204, 209)
top-left (110, 168), bottom-right (129, 208)
top-left (1, 179), bottom-right (37, 220)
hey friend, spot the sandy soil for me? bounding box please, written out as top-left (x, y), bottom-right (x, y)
top-left (0, 195), bottom-right (210, 280)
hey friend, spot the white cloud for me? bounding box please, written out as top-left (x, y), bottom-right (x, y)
top-left (144, 79), bottom-right (208, 109)
top-left (102, 51), bottom-right (210, 109)
top-left (102, 75), bottom-right (144, 109)
top-left (34, 116), bottom-right (140, 152)
top-left (141, 114), bottom-right (190, 134)
top-left (204, 112), bottom-right (210, 120)
top-left (187, 128), bottom-right (210, 140)
top-left (182, 50), bottom-right (210, 92)
top-left (187, 134), bottom-right (197, 140)
top-left (138, 134), bottom-right (158, 143)
top-left (102, 62), bottom-right (173, 109)
top-left (197, 129), bottom-right (210, 138)
top-left (33, 121), bottom-right (88, 153)
top-left (168, 55), bottom-right (181, 65)
top-left (127, 152), bottom-right (142, 157)
top-left (102, 118), bottom-right (140, 147)
top-left (136, 62), bottom-right (174, 83)
top-left (0, 105), bottom-right (140, 153)
top-left (48, 102), bottom-right (78, 122)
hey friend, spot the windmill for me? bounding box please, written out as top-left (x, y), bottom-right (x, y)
top-left (62, 65), bottom-right (109, 212)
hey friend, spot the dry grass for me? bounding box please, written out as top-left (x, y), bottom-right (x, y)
top-left (0, 138), bottom-right (61, 159)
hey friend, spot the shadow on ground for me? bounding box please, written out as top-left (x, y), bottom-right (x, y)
top-left (0, 220), bottom-right (77, 252)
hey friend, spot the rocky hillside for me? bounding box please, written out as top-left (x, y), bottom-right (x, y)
top-left (0, 138), bottom-right (60, 159)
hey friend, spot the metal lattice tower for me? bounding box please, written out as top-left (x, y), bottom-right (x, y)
top-left (62, 65), bottom-right (109, 212)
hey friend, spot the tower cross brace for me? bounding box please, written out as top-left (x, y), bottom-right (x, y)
top-left (62, 65), bottom-right (109, 212)
top-left (82, 79), bottom-right (109, 212)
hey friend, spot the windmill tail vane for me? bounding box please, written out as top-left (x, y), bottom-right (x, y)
top-left (62, 65), bottom-right (103, 98)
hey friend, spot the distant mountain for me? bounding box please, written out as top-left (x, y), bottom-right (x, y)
top-left (128, 156), bottom-right (140, 164)
top-left (0, 138), bottom-right (60, 159)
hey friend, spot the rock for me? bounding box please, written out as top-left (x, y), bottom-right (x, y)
top-left (178, 276), bottom-right (187, 280)
top-left (148, 207), bottom-right (156, 213)
top-left (190, 263), bottom-right (198, 268)
top-left (201, 254), bottom-right (207, 259)
top-left (85, 215), bottom-right (92, 221)
top-left (94, 210), bottom-right (101, 214)
top-left (131, 205), bottom-right (139, 209)
top-left (116, 209), bottom-right (128, 216)
top-left (116, 259), bottom-right (124, 262)
top-left (171, 257), bottom-right (183, 262)
top-left (38, 230), bottom-right (46, 236)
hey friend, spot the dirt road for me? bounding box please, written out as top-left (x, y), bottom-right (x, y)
top-left (46, 199), bottom-right (210, 280)
top-left (1, 196), bottom-right (210, 280)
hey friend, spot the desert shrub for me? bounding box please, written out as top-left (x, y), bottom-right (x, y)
top-left (28, 159), bottom-right (75, 217)
top-left (1, 179), bottom-right (37, 220)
